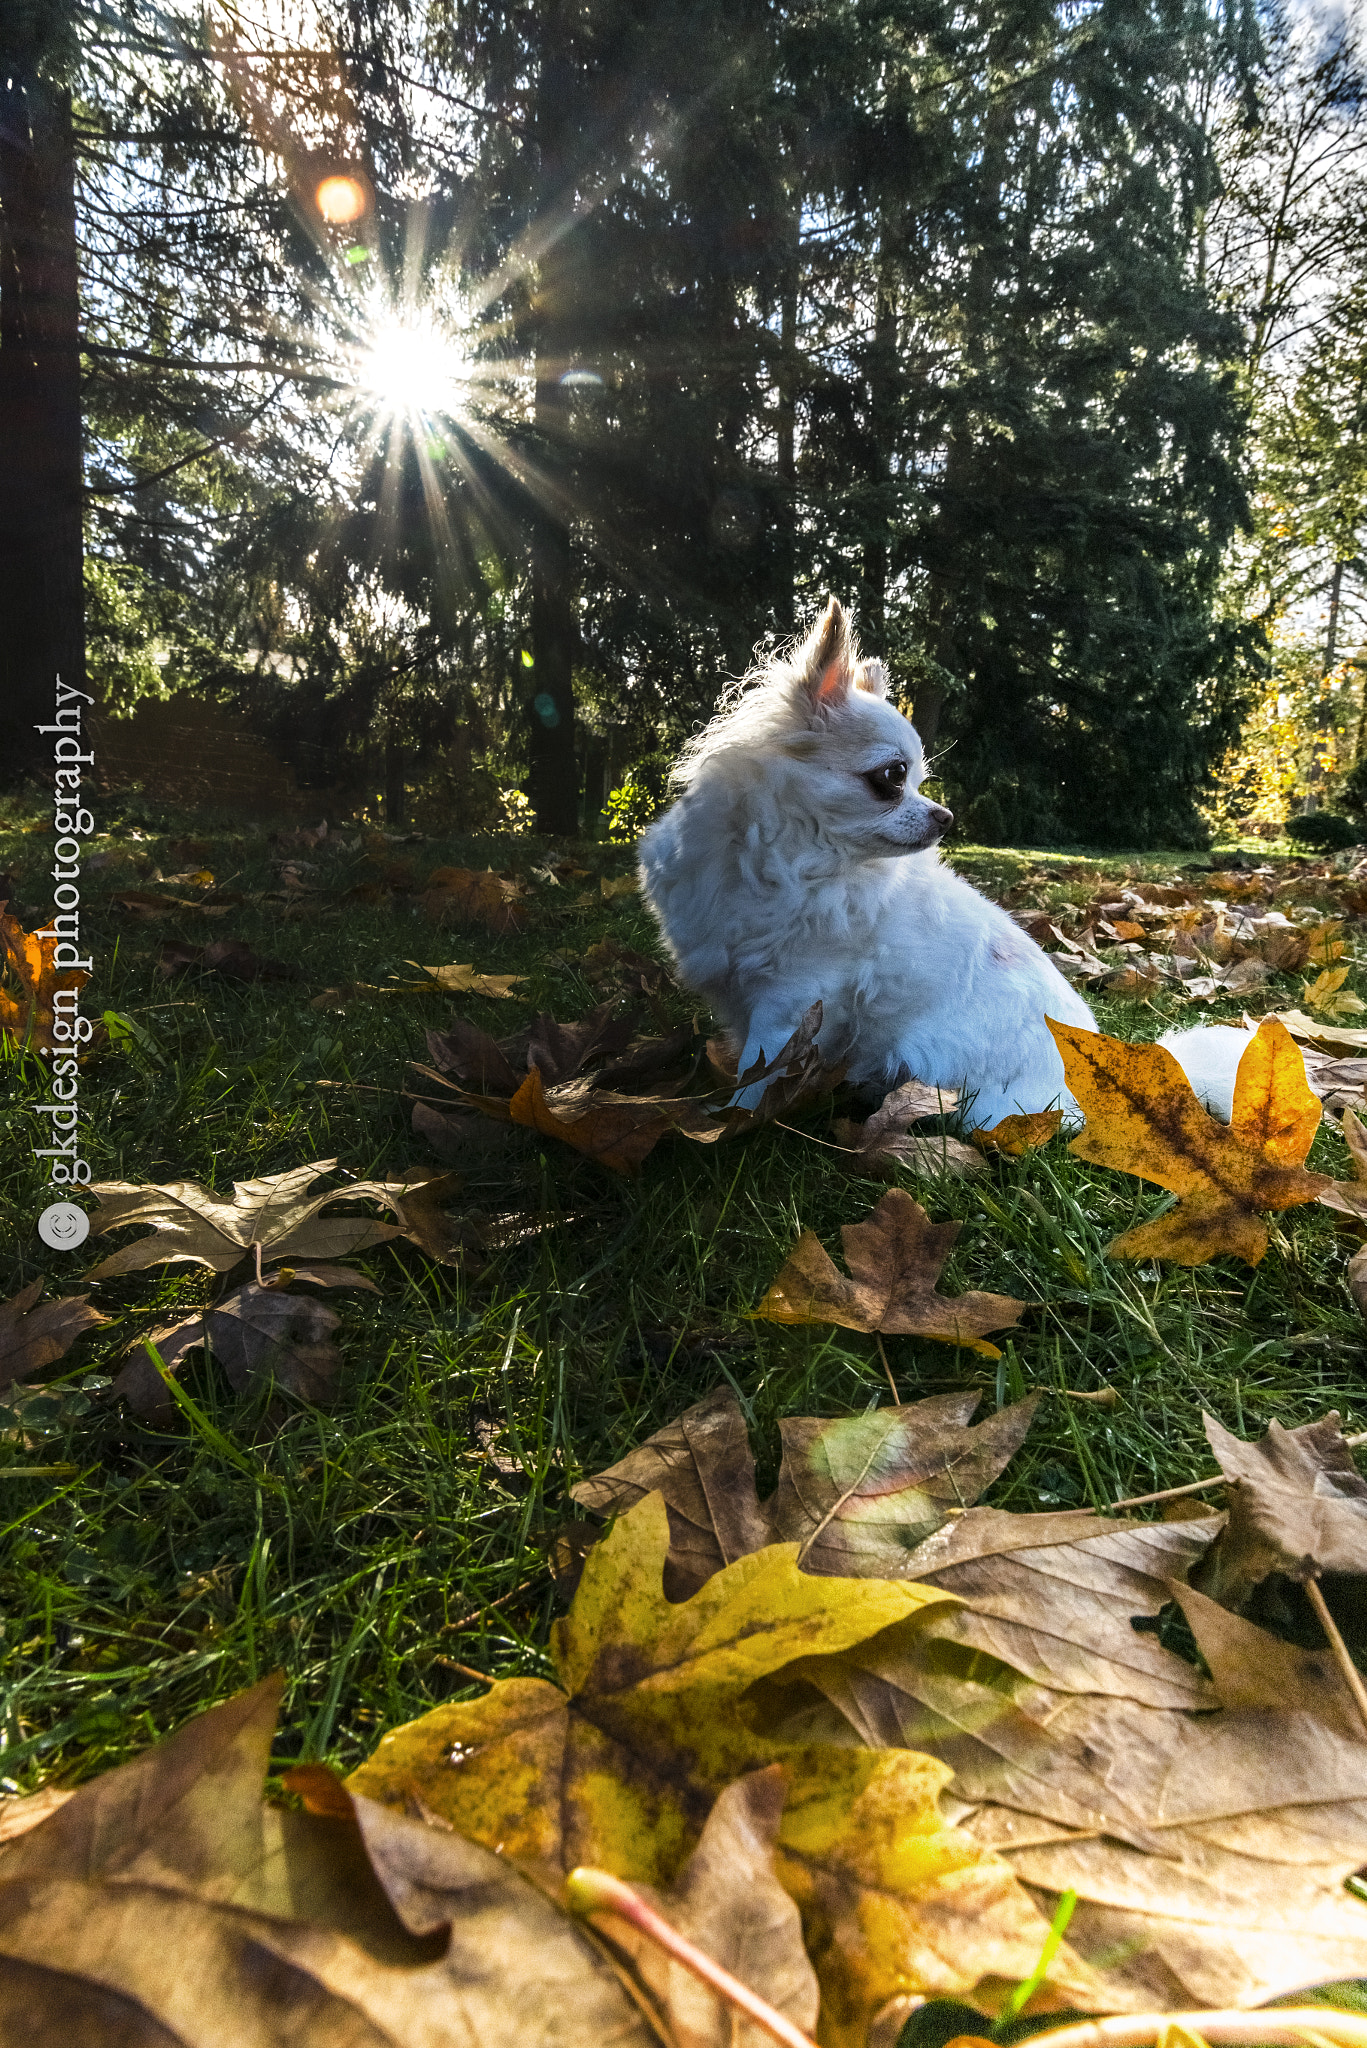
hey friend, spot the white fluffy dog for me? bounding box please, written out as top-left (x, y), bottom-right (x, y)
top-left (639, 599), bottom-right (1249, 1129)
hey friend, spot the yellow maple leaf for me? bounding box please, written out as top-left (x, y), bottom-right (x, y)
top-left (1301, 965), bottom-right (1366, 1021)
top-left (346, 1493), bottom-right (1104, 2045)
top-left (1046, 1016), bottom-right (1331, 1265)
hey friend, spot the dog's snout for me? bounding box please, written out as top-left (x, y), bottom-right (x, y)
top-left (926, 802), bottom-right (953, 834)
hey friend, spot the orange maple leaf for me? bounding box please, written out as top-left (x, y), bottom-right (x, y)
top-left (0, 908), bottom-right (88, 1052)
top-left (1047, 1015), bottom-right (1331, 1266)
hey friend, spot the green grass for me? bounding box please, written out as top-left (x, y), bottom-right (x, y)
top-left (2, 794), bottom-right (1365, 1795)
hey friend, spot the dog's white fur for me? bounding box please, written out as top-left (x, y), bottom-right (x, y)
top-left (639, 599), bottom-right (1251, 1128)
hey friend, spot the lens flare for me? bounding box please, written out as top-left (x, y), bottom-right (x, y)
top-left (316, 174), bottom-right (367, 225)
top-left (356, 312), bottom-right (463, 418)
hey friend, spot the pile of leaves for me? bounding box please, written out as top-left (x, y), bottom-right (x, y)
top-left (4, 1390), bottom-right (1367, 2045)
top-left (406, 998), bottom-right (842, 1173)
top-left (1008, 858), bottom-right (1367, 1016)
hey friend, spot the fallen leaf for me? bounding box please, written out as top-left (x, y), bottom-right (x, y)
top-left (0, 907), bottom-right (87, 1052)
top-left (410, 1001), bottom-right (837, 1174)
top-left (833, 1081), bottom-right (984, 1180)
top-left (109, 888), bottom-right (234, 918)
top-left (84, 1158), bottom-right (411, 1279)
top-left (509, 1064), bottom-right (728, 1174)
top-left (0, 1785), bottom-right (74, 1844)
top-left (422, 866), bottom-right (525, 934)
top-left (1047, 1017), bottom-right (1332, 1265)
top-left (587, 1767), bottom-right (821, 2048)
top-left (158, 937), bottom-right (300, 983)
top-left (347, 1492), bottom-right (1105, 2042)
top-left (0, 1675), bottom-right (663, 2047)
top-left (971, 1111), bottom-right (1064, 1157)
top-left (753, 1188), bottom-right (1028, 1357)
top-left (0, 1281), bottom-right (107, 1394)
top-left (601, 874), bottom-right (637, 901)
top-left (1258, 927), bottom-right (1313, 972)
top-left (200, 1282), bottom-right (342, 1402)
top-left (1192, 1409), bottom-right (1367, 1609)
top-left (1301, 965), bottom-right (1365, 1021)
top-left (396, 962), bottom-right (526, 999)
top-left (1269, 1008), bottom-right (1367, 1054)
top-left (573, 1384), bottom-right (1042, 1598)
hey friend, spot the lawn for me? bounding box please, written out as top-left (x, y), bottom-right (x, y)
top-left (2, 788), bottom-right (1365, 1797)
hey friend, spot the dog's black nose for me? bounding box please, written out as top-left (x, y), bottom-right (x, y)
top-left (926, 803), bottom-right (953, 834)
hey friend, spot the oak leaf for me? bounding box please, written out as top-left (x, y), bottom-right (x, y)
top-left (572, 1383), bottom-right (1041, 1598)
top-left (347, 1492), bottom-right (1105, 2043)
top-left (753, 1188), bottom-right (1027, 1357)
top-left (83, 1158), bottom-right (426, 1278)
top-left (0, 1675), bottom-right (663, 2047)
top-left (1046, 1016), bottom-right (1331, 1265)
top-left (0, 906), bottom-right (87, 1052)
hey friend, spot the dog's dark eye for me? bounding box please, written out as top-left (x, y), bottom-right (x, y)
top-left (863, 760), bottom-right (907, 801)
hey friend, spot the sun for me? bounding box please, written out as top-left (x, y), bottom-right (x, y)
top-left (355, 311), bottom-right (464, 420)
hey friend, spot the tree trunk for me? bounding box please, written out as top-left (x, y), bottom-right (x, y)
top-left (861, 229), bottom-right (897, 654)
top-left (774, 203), bottom-right (800, 633)
top-left (384, 731), bottom-right (406, 829)
top-left (0, 72), bottom-right (84, 782)
top-left (527, 0), bottom-right (579, 837)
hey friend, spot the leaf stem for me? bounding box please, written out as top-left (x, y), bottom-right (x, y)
top-left (565, 1865), bottom-right (819, 2048)
top-left (876, 1332), bottom-right (901, 1405)
top-left (1304, 1577), bottom-right (1367, 1737)
top-left (1022, 2010), bottom-right (1367, 2048)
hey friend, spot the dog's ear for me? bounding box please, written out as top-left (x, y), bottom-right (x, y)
top-left (856, 659), bottom-right (889, 699)
top-left (799, 598), bottom-right (857, 709)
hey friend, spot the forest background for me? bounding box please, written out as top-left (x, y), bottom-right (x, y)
top-left (1, 0), bottom-right (1366, 852)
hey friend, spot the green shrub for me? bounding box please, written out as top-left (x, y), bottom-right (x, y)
top-left (1284, 811), bottom-right (1360, 851)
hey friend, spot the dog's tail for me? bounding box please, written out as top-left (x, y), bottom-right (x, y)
top-left (1156, 1021), bottom-right (1261, 1122)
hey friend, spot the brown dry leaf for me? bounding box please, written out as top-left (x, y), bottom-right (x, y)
top-left (112, 1280), bottom-right (346, 1417)
top-left (422, 865), bottom-right (526, 934)
top-left (0, 1281), bottom-right (107, 1395)
top-left (396, 961), bottom-right (526, 999)
top-left (1270, 1008), bottom-right (1367, 1053)
top-left (756, 1489), bottom-right (1367, 2010)
top-left (0, 1676), bottom-right (663, 2048)
top-left (509, 1065), bottom-right (727, 1175)
top-left (0, 907), bottom-right (88, 1052)
top-left (572, 1383), bottom-right (1041, 1598)
top-left (84, 1158), bottom-right (416, 1279)
top-left (971, 1110), bottom-right (1064, 1157)
top-left (158, 936), bottom-right (300, 982)
top-left (1181, 956), bottom-right (1273, 1002)
top-left (1047, 1016), bottom-right (1331, 1265)
top-left (754, 1188), bottom-right (1028, 1358)
top-left (1192, 1409), bottom-right (1367, 1609)
top-left (0, 1785), bottom-right (74, 1844)
top-left (601, 873), bottom-right (638, 901)
top-left (1258, 926), bottom-right (1313, 972)
top-left (1102, 965), bottom-right (1166, 999)
top-left (832, 1080), bottom-right (984, 1181)
top-left (588, 1767), bottom-right (820, 2048)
